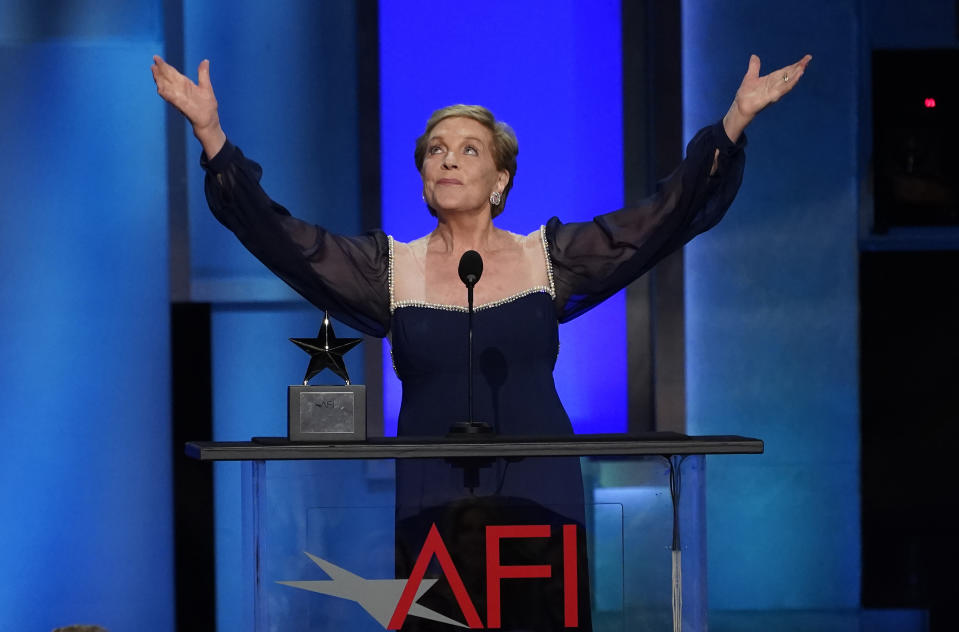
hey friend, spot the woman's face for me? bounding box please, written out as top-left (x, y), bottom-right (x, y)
top-left (421, 116), bottom-right (508, 217)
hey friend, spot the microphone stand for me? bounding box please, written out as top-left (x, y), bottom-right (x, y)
top-left (449, 280), bottom-right (493, 492)
top-left (449, 251), bottom-right (493, 440)
top-left (467, 281), bottom-right (475, 426)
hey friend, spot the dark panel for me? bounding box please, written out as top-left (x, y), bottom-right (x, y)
top-left (873, 50), bottom-right (959, 231)
top-left (171, 302), bottom-right (215, 630)
top-left (356, 0), bottom-right (384, 436)
top-left (622, 0), bottom-right (654, 433)
top-left (356, 0), bottom-right (380, 235)
top-left (647, 0), bottom-right (684, 433)
top-left (860, 251), bottom-right (959, 631)
top-left (622, 0), bottom-right (685, 432)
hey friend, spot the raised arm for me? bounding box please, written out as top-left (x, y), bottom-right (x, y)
top-left (199, 143), bottom-right (391, 336)
top-left (711, 53), bottom-right (812, 173)
top-left (150, 56), bottom-right (391, 336)
top-left (550, 52), bottom-right (812, 322)
top-left (549, 121), bottom-right (745, 322)
top-left (151, 55), bottom-right (227, 160)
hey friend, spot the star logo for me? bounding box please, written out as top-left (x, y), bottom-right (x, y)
top-left (277, 522), bottom-right (581, 630)
top-left (279, 551), bottom-right (468, 629)
top-left (290, 311), bottom-right (362, 385)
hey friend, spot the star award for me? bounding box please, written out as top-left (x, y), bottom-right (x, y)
top-left (287, 311), bottom-right (366, 442)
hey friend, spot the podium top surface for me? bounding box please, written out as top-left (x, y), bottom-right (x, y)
top-left (185, 432), bottom-right (764, 461)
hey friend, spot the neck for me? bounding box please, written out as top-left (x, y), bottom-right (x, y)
top-left (431, 208), bottom-right (497, 253)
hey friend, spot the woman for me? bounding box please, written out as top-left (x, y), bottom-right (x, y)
top-left (151, 52), bottom-right (809, 434)
top-left (152, 52), bottom-right (809, 629)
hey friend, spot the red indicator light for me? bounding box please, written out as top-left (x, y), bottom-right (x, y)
top-left (924, 97), bottom-right (936, 108)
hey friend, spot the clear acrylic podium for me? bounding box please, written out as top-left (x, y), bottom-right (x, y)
top-left (187, 434), bottom-right (762, 632)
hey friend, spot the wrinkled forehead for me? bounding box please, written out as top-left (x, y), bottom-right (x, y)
top-left (428, 116), bottom-right (494, 145)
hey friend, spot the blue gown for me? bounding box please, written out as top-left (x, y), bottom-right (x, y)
top-left (392, 293), bottom-right (566, 437)
top-left (202, 120), bottom-right (745, 629)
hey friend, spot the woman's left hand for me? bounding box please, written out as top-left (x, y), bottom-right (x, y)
top-left (723, 53), bottom-right (812, 142)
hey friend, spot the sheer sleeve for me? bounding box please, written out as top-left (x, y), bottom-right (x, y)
top-left (547, 120), bottom-right (746, 323)
top-left (202, 141), bottom-right (391, 337)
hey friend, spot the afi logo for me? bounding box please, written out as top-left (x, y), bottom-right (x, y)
top-left (280, 522), bottom-right (580, 629)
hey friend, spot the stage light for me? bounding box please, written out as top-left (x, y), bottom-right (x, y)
top-left (924, 97), bottom-right (936, 108)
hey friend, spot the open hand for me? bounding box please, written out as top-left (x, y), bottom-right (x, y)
top-left (151, 55), bottom-right (226, 156)
top-left (723, 54), bottom-right (812, 142)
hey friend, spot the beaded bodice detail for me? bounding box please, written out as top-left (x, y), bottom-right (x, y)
top-left (387, 227), bottom-right (570, 437)
top-left (388, 226), bottom-right (555, 314)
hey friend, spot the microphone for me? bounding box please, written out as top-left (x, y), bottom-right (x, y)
top-left (458, 250), bottom-right (483, 289)
top-left (449, 250), bottom-right (492, 438)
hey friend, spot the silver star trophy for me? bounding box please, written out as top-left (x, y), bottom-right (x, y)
top-left (287, 311), bottom-right (366, 442)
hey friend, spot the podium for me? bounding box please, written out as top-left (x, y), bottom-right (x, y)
top-left (187, 433), bottom-right (762, 631)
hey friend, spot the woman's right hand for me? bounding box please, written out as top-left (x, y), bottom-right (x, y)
top-left (151, 55), bottom-right (226, 159)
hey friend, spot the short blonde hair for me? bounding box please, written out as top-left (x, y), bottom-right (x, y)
top-left (414, 105), bottom-right (518, 217)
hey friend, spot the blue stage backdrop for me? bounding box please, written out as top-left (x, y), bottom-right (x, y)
top-left (378, 0), bottom-right (626, 436)
top-left (0, 1), bottom-right (173, 630)
top-left (683, 0), bottom-right (861, 613)
top-left (9, 1), bottom-right (943, 629)
top-left (180, 1), bottom-right (368, 629)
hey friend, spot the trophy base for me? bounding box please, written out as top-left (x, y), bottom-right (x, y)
top-left (288, 385), bottom-right (366, 442)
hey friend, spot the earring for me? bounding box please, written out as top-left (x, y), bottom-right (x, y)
top-left (489, 191), bottom-right (502, 206)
